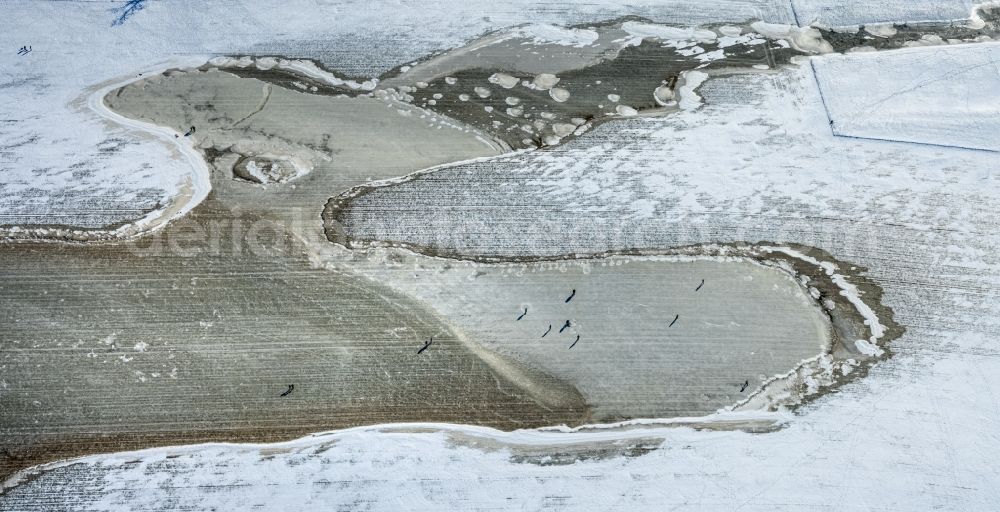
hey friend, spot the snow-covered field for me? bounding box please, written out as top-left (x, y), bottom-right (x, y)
top-left (814, 42), bottom-right (1000, 152)
top-left (791, 0), bottom-right (978, 25)
top-left (4, 1), bottom-right (1000, 510)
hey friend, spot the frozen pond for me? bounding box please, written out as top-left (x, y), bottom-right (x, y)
top-left (365, 256), bottom-right (833, 420)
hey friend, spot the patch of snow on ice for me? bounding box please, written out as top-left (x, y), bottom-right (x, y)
top-left (514, 24), bottom-right (599, 47)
